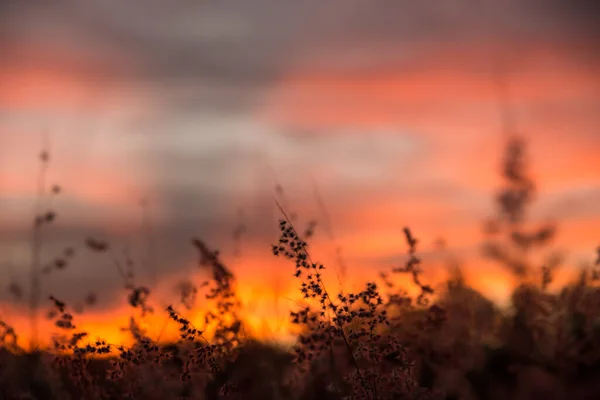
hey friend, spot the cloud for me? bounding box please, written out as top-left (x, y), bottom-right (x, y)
top-left (3, 0), bottom-right (596, 81)
top-left (1, 0), bottom-right (598, 345)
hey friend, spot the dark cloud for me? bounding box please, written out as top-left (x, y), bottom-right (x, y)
top-left (3, 0), bottom-right (596, 81)
top-left (550, 0), bottom-right (600, 35)
top-left (3, 0), bottom-right (596, 118)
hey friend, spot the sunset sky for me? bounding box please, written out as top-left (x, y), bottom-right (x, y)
top-left (1, 0), bottom-right (599, 346)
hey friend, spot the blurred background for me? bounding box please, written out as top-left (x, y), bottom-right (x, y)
top-left (0, 0), bottom-right (599, 346)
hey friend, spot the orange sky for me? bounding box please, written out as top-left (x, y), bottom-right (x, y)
top-left (1, 6), bottom-right (599, 349)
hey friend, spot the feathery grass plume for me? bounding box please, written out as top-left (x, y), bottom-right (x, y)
top-left (192, 238), bottom-right (243, 351)
top-left (482, 137), bottom-right (562, 286)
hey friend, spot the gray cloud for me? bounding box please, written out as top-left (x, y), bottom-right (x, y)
top-left (1, 0), bottom-right (598, 313)
top-left (3, 0), bottom-right (596, 80)
top-left (4, 0), bottom-right (596, 120)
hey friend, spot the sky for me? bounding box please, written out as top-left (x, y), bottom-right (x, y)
top-left (0, 0), bottom-right (599, 346)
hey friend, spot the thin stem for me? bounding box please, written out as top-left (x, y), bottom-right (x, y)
top-left (29, 133), bottom-right (50, 351)
top-left (140, 197), bottom-right (158, 290)
top-left (311, 180), bottom-right (347, 282)
top-left (167, 306), bottom-right (211, 346)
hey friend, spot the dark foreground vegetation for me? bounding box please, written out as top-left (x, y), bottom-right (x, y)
top-left (1, 136), bottom-right (599, 399)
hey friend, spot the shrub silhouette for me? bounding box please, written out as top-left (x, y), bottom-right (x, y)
top-left (0, 137), bottom-right (598, 400)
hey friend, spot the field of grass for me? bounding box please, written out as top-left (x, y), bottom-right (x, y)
top-left (1, 136), bottom-right (599, 400)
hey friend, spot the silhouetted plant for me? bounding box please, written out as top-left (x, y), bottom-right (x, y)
top-left (3, 133), bottom-right (600, 400)
top-left (272, 203), bottom-right (421, 400)
top-left (192, 238), bottom-right (243, 351)
top-left (29, 138), bottom-right (70, 350)
top-left (482, 136), bottom-right (562, 286)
